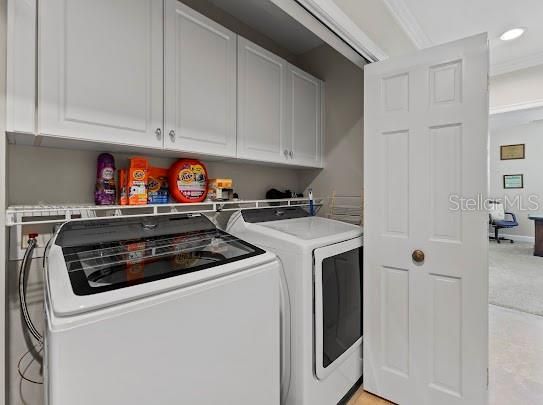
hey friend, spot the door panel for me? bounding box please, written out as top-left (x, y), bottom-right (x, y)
top-left (39, 0), bottom-right (163, 147)
top-left (430, 275), bottom-right (462, 396)
top-left (237, 37), bottom-right (288, 163)
top-left (430, 124), bottom-right (462, 241)
top-left (382, 130), bottom-right (409, 236)
top-left (364, 34), bottom-right (489, 405)
top-left (381, 266), bottom-right (409, 377)
top-left (164, 1), bottom-right (237, 157)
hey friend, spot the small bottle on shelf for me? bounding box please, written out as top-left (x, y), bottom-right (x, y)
top-left (94, 153), bottom-right (116, 205)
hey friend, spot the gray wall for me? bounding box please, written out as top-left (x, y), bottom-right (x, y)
top-left (7, 145), bottom-right (301, 204)
top-left (489, 121), bottom-right (543, 239)
top-left (295, 45), bottom-right (364, 216)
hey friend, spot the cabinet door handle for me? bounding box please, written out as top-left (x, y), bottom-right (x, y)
top-left (289, 150), bottom-right (294, 158)
top-left (169, 130), bottom-right (176, 141)
top-left (155, 128), bottom-right (162, 138)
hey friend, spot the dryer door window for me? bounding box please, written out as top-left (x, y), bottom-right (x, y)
top-left (314, 238), bottom-right (363, 380)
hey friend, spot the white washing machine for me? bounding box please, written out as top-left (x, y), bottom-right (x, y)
top-left (227, 207), bottom-right (363, 405)
top-left (45, 214), bottom-right (280, 405)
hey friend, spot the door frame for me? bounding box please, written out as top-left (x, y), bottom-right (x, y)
top-left (1, 0), bottom-right (8, 403)
top-left (271, 0), bottom-right (387, 66)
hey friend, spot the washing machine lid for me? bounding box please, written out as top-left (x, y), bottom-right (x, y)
top-left (57, 215), bottom-right (265, 296)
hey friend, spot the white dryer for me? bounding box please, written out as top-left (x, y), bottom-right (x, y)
top-left (227, 207), bottom-right (363, 405)
top-left (45, 214), bottom-right (280, 405)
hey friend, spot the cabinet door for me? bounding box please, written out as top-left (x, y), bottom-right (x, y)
top-left (237, 37), bottom-right (289, 164)
top-left (39, 0), bottom-right (163, 148)
top-left (7, 0), bottom-right (37, 134)
top-left (164, 1), bottom-right (237, 157)
top-left (287, 64), bottom-right (324, 168)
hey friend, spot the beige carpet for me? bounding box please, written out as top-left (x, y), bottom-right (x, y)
top-left (489, 241), bottom-right (543, 316)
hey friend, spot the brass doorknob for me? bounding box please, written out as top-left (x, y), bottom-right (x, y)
top-left (412, 250), bottom-right (425, 263)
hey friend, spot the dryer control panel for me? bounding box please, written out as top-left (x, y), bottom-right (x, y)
top-left (241, 207), bottom-right (309, 223)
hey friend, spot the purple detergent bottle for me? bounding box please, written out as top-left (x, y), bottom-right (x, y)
top-left (95, 153), bottom-right (116, 205)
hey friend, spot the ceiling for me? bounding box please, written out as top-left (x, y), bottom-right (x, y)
top-left (208, 0), bottom-right (324, 55)
top-left (383, 0), bottom-right (543, 75)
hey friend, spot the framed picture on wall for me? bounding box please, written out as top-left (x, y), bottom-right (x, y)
top-left (503, 174), bottom-right (524, 189)
top-left (500, 144), bottom-right (525, 160)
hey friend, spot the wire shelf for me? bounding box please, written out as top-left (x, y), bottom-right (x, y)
top-left (5, 198), bottom-right (324, 227)
top-left (327, 192), bottom-right (363, 226)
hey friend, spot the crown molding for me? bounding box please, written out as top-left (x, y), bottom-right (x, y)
top-left (489, 99), bottom-right (543, 115)
top-left (491, 50), bottom-right (543, 76)
top-left (377, 0), bottom-right (543, 76)
top-left (382, 0), bottom-right (432, 49)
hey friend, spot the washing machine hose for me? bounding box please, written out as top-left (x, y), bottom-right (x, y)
top-left (19, 236), bottom-right (43, 344)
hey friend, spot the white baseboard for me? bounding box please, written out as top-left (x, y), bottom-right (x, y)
top-left (490, 233), bottom-right (535, 243)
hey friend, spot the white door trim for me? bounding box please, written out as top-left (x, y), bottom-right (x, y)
top-left (382, 0), bottom-right (432, 49)
top-left (1, 0), bottom-right (7, 403)
top-left (270, 0), bottom-right (387, 67)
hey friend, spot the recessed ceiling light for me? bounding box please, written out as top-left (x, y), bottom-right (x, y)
top-left (500, 28), bottom-right (525, 41)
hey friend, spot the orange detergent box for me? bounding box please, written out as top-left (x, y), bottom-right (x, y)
top-left (208, 178), bottom-right (234, 201)
top-left (209, 178), bottom-right (233, 189)
top-left (118, 169), bottom-right (128, 205)
top-left (147, 167), bottom-right (169, 204)
top-left (128, 157), bottom-right (149, 205)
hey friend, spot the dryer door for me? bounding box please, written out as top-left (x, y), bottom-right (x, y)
top-left (314, 237), bottom-right (363, 380)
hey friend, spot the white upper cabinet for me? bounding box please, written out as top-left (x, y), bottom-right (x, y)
top-left (38, 0), bottom-right (164, 148)
top-left (286, 64), bottom-right (324, 168)
top-left (164, 1), bottom-right (237, 157)
top-left (238, 37), bottom-right (324, 167)
top-left (7, 0), bottom-right (37, 134)
top-left (237, 37), bottom-right (289, 164)
top-left (7, 1), bottom-right (325, 167)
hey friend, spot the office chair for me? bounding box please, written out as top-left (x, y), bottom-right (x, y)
top-left (489, 201), bottom-right (518, 243)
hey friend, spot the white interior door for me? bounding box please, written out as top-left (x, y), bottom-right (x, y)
top-left (364, 34), bottom-right (489, 405)
top-left (164, 1), bottom-right (237, 157)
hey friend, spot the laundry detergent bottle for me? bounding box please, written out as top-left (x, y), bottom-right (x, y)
top-left (94, 153), bottom-right (116, 205)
